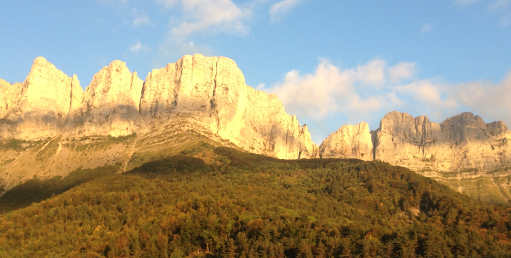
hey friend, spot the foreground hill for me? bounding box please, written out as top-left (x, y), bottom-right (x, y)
top-left (0, 140), bottom-right (510, 257)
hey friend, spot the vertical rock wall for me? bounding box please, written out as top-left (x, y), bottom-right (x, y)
top-left (0, 54), bottom-right (317, 159)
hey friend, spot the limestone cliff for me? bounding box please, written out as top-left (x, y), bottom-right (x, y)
top-left (78, 60), bottom-right (143, 137)
top-left (373, 111), bottom-right (511, 173)
top-left (138, 54), bottom-right (317, 159)
top-left (0, 54), bottom-right (317, 185)
top-left (0, 57), bottom-right (82, 139)
top-left (321, 111), bottom-right (511, 202)
top-left (319, 122), bottom-right (373, 160)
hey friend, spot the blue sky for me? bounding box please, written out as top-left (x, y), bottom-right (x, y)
top-left (1, 0), bottom-right (510, 143)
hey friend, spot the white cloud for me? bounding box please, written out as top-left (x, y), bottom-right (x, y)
top-left (266, 56), bottom-right (511, 135)
top-left (421, 23), bottom-right (433, 33)
top-left (269, 59), bottom-right (395, 120)
top-left (455, 73), bottom-right (511, 126)
top-left (270, 0), bottom-right (300, 21)
top-left (156, 0), bottom-right (249, 38)
top-left (389, 62), bottom-right (416, 82)
top-left (129, 41), bottom-right (149, 53)
top-left (352, 59), bottom-right (386, 86)
top-left (396, 80), bottom-right (457, 108)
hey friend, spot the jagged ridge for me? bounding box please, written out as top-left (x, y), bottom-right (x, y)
top-left (0, 55), bottom-right (317, 160)
top-left (320, 111), bottom-right (511, 202)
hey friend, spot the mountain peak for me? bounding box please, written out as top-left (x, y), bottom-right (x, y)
top-left (0, 54), bottom-right (316, 160)
top-left (32, 56), bottom-right (50, 65)
top-left (0, 78), bottom-right (10, 87)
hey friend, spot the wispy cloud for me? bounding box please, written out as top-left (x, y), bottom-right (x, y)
top-left (269, 59), bottom-right (398, 120)
top-left (266, 57), bottom-right (511, 128)
top-left (389, 62), bottom-right (416, 83)
top-left (396, 80), bottom-right (457, 109)
top-left (455, 0), bottom-right (511, 27)
top-left (455, 73), bottom-right (511, 126)
top-left (270, 0), bottom-right (300, 22)
top-left (156, 0), bottom-right (249, 38)
top-left (129, 41), bottom-right (149, 53)
top-left (154, 0), bottom-right (253, 66)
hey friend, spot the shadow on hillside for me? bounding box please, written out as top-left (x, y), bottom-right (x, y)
top-left (0, 165), bottom-right (118, 213)
top-left (0, 143), bottom-right (416, 214)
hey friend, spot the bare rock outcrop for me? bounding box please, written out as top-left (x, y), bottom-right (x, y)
top-left (140, 54), bottom-right (317, 159)
top-left (0, 57), bottom-right (82, 139)
top-left (321, 111), bottom-right (511, 202)
top-left (373, 111), bottom-right (442, 169)
top-left (78, 60), bottom-right (143, 137)
top-left (0, 54), bottom-right (317, 160)
top-left (319, 122), bottom-right (373, 160)
top-left (373, 111), bottom-right (511, 173)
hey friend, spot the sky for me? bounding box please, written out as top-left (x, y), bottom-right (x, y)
top-left (1, 0), bottom-right (510, 143)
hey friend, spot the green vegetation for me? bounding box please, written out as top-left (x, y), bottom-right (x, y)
top-left (0, 144), bottom-right (510, 257)
top-left (0, 165), bottom-right (119, 213)
top-left (70, 134), bottom-right (137, 151)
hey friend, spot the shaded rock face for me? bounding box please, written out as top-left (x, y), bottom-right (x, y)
top-left (0, 54), bottom-right (316, 159)
top-left (321, 111), bottom-right (511, 202)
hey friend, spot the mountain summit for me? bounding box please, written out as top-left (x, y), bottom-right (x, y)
top-left (0, 54), bottom-right (317, 158)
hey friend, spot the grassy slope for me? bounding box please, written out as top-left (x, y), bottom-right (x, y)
top-left (0, 142), bottom-right (510, 257)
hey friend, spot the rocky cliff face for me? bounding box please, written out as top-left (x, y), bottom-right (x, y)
top-left (321, 111), bottom-right (511, 202)
top-left (0, 54), bottom-right (317, 160)
top-left (319, 122), bottom-right (373, 160)
top-left (3, 55), bottom-right (510, 203)
top-left (0, 57), bottom-right (83, 139)
top-left (372, 111), bottom-right (511, 173)
top-left (78, 60), bottom-right (143, 137)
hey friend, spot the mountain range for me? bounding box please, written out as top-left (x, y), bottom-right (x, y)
top-left (0, 54), bottom-right (510, 203)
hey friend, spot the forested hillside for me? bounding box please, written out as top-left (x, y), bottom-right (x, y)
top-left (0, 142), bottom-right (510, 257)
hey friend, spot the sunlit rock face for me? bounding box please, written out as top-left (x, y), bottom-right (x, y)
top-left (319, 122), bottom-right (373, 160)
top-left (322, 111), bottom-right (511, 202)
top-left (0, 57), bottom-right (82, 139)
top-left (0, 54), bottom-right (317, 159)
top-left (78, 60), bottom-right (143, 137)
top-left (139, 54), bottom-right (317, 159)
top-left (372, 111), bottom-right (511, 173)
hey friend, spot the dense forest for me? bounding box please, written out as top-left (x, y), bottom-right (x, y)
top-left (0, 141), bottom-right (510, 257)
